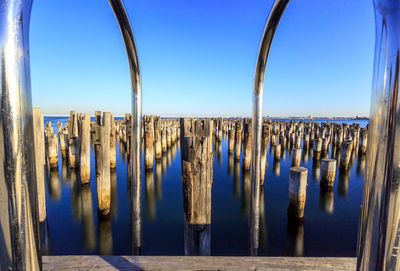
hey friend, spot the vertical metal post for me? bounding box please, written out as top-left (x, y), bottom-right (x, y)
top-left (250, 0), bottom-right (289, 255)
top-left (107, 0), bottom-right (142, 255)
top-left (0, 0), bottom-right (41, 270)
top-left (357, 1), bottom-right (400, 270)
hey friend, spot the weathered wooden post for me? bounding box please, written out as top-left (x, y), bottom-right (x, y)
top-left (321, 137), bottom-right (329, 153)
top-left (312, 138), bottom-right (322, 160)
top-left (68, 111), bottom-right (80, 168)
top-left (217, 118), bottom-right (223, 141)
top-left (335, 128), bottom-right (343, 147)
top-left (294, 135), bottom-right (301, 149)
top-left (80, 114), bottom-right (91, 184)
top-left (33, 108), bottom-right (48, 253)
top-left (339, 140), bottom-right (353, 171)
top-left (359, 128), bottom-right (368, 154)
top-left (161, 128), bottom-right (167, 153)
top-left (234, 121), bottom-right (242, 160)
top-left (46, 133), bottom-right (59, 168)
top-left (95, 111), bottom-right (102, 125)
top-left (180, 118), bottom-right (213, 256)
top-left (291, 148), bottom-right (301, 167)
top-left (45, 121), bottom-right (53, 140)
top-left (144, 116), bottom-right (154, 169)
top-left (95, 112), bottom-right (111, 218)
top-left (273, 143), bottom-right (281, 160)
top-left (228, 128), bottom-right (235, 154)
top-left (154, 117), bottom-right (162, 160)
top-left (177, 122), bottom-right (181, 139)
top-left (303, 133), bottom-right (309, 150)
top-left (288, 167), bottom-right (308, 220)
top-left (290, 133), bottom-right (295, 147)
top-left (279, 132), bottom-right (287, 147)
top-left (167, 126), bottom-right (172, 148)
top-left (58, 122), bottom-right (68, 159)
top-left (270, 133), bottom-right (276, 146)
top-left (110, 115), bottom-right (117, 169)
top-left (242, 120), bottom-right (252, 170)
top-left (321, 158), bottom-right (337, 188)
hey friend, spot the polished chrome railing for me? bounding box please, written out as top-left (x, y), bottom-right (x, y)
top-left (0, 0), bottom-right (141, 270)
top-left (1, 0), bottom-right (399, 270)
top-left (250, 0), bottom-right (290, 256)
top-left (357, 0), bottom-right (400, 270)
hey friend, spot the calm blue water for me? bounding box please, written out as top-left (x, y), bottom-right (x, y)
top-left (43, 117), bottom-right (367, 256)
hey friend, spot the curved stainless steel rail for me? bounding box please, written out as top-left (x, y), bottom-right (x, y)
top-left (107, 0), bottom-right (143, 255)
top-left (0, 0), bottom-right (142, 269)
top-left (0, 1), bottom-right (40, 270)
top-left (357, 0), bottom-right (400, 270)
top-left (250, 0), bottom-right (290, 255)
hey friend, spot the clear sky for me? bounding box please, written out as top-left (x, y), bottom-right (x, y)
top-left (30, 0), bottom-right (375, 117)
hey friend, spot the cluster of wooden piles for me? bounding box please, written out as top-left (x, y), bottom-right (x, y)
top-left (35, 110), bottom-right (184, 219)
top-left (33, 111), bottom-right (368, 256)
top-left (179, 117), bottom-right (368, 255)
top-left (210, 118), bottom-right (368, 220)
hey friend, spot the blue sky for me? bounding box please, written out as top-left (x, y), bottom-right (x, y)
top-left (30, 0), bottom-right (375, 117)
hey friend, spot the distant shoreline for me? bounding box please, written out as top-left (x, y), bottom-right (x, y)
top-left (43, 115), bottom-right (369, 120)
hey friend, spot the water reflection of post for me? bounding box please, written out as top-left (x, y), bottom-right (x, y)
top-left (241, 170), bottom-right (250, 217)
top-left (180, 118), bottom-right (213, 256)
top-left (98, 217), bottom-right (113, 255)
top-left (81, 185), bottom-right (96, 251)
top-left (338, 169), bottom-right (350, 197)
top-left (312, 158), bottom-right (320, 181)
top-left (49, 168), bottom-right (61, 200)
top-left (131, 158), bottom-right (142, 255)
top-left (217, 140), bottom-right (222, 165)
top-left (171, 141), bottom-right (177, 159)
top-left (70, 168), bottom-right (82, 219)
top-left (61, 158), bottom-right (69, 184)
top-left (228, 153), bottom-right (234, 176)
top-left (357, 154), bottom-right (366, 176)
top-left (111, 169), bottom-right (118, 217)
top-left (259, 187), bottom-right (267, 249)
top-left (161, 151), bottom-right (167, 174)
top-left (273, 159), bottom-right (280, 176)
top-left (234, 159), bottom-right (241, 197)
top-left (155, 161), bottom-right (163, 200)
top-left (167, 148), bottom-right (172, 166)
top-left (302, 143), bottom-right (309, 163)
top-left (319, 187), bottom-right (334, 214)
top-left (145, 169), bottom-right (156, 219)
top-left (287, 219), bottom-right (304, 257)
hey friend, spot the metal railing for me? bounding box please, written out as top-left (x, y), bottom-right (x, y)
top-left (1, 0), bottom-right (399, 270)
top-left (0, 0), bottom-right (141, 270)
